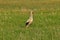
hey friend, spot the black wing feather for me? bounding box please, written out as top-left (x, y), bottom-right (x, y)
top-left (26, 22), bottom-right (29, 26)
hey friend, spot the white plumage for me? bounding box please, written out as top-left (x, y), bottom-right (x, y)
top-left (26, 11), bottom-right (33, 27)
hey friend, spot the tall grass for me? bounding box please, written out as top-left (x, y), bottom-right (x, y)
top-left (0, 0), bottom-right (60, 40)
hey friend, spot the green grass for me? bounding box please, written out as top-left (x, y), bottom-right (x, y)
top-left (0, 0), bottom-right (60, 40)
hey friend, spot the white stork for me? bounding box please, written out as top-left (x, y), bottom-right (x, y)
top-left (25, 10), bottom-right (34, 27)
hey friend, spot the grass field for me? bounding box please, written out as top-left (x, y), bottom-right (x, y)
top-left (0, 0), bottom-right (60, 40)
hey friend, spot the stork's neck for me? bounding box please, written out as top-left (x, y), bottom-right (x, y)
top-left (30, 11), bottom-right (33, 18)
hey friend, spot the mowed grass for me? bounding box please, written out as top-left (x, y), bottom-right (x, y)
top-left (0, 0), bottom-right (60, 40)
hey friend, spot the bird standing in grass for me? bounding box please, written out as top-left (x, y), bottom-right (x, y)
top-left (25, 10), bottom-right (34, 27)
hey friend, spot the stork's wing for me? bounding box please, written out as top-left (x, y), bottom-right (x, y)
top-left (26, 18), bottom-right (31, 22)
top-left (26, 22), bottom-right (29, 26)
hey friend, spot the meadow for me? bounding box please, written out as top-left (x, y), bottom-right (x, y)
top-left (0, 0), bottom-right (60, 40)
